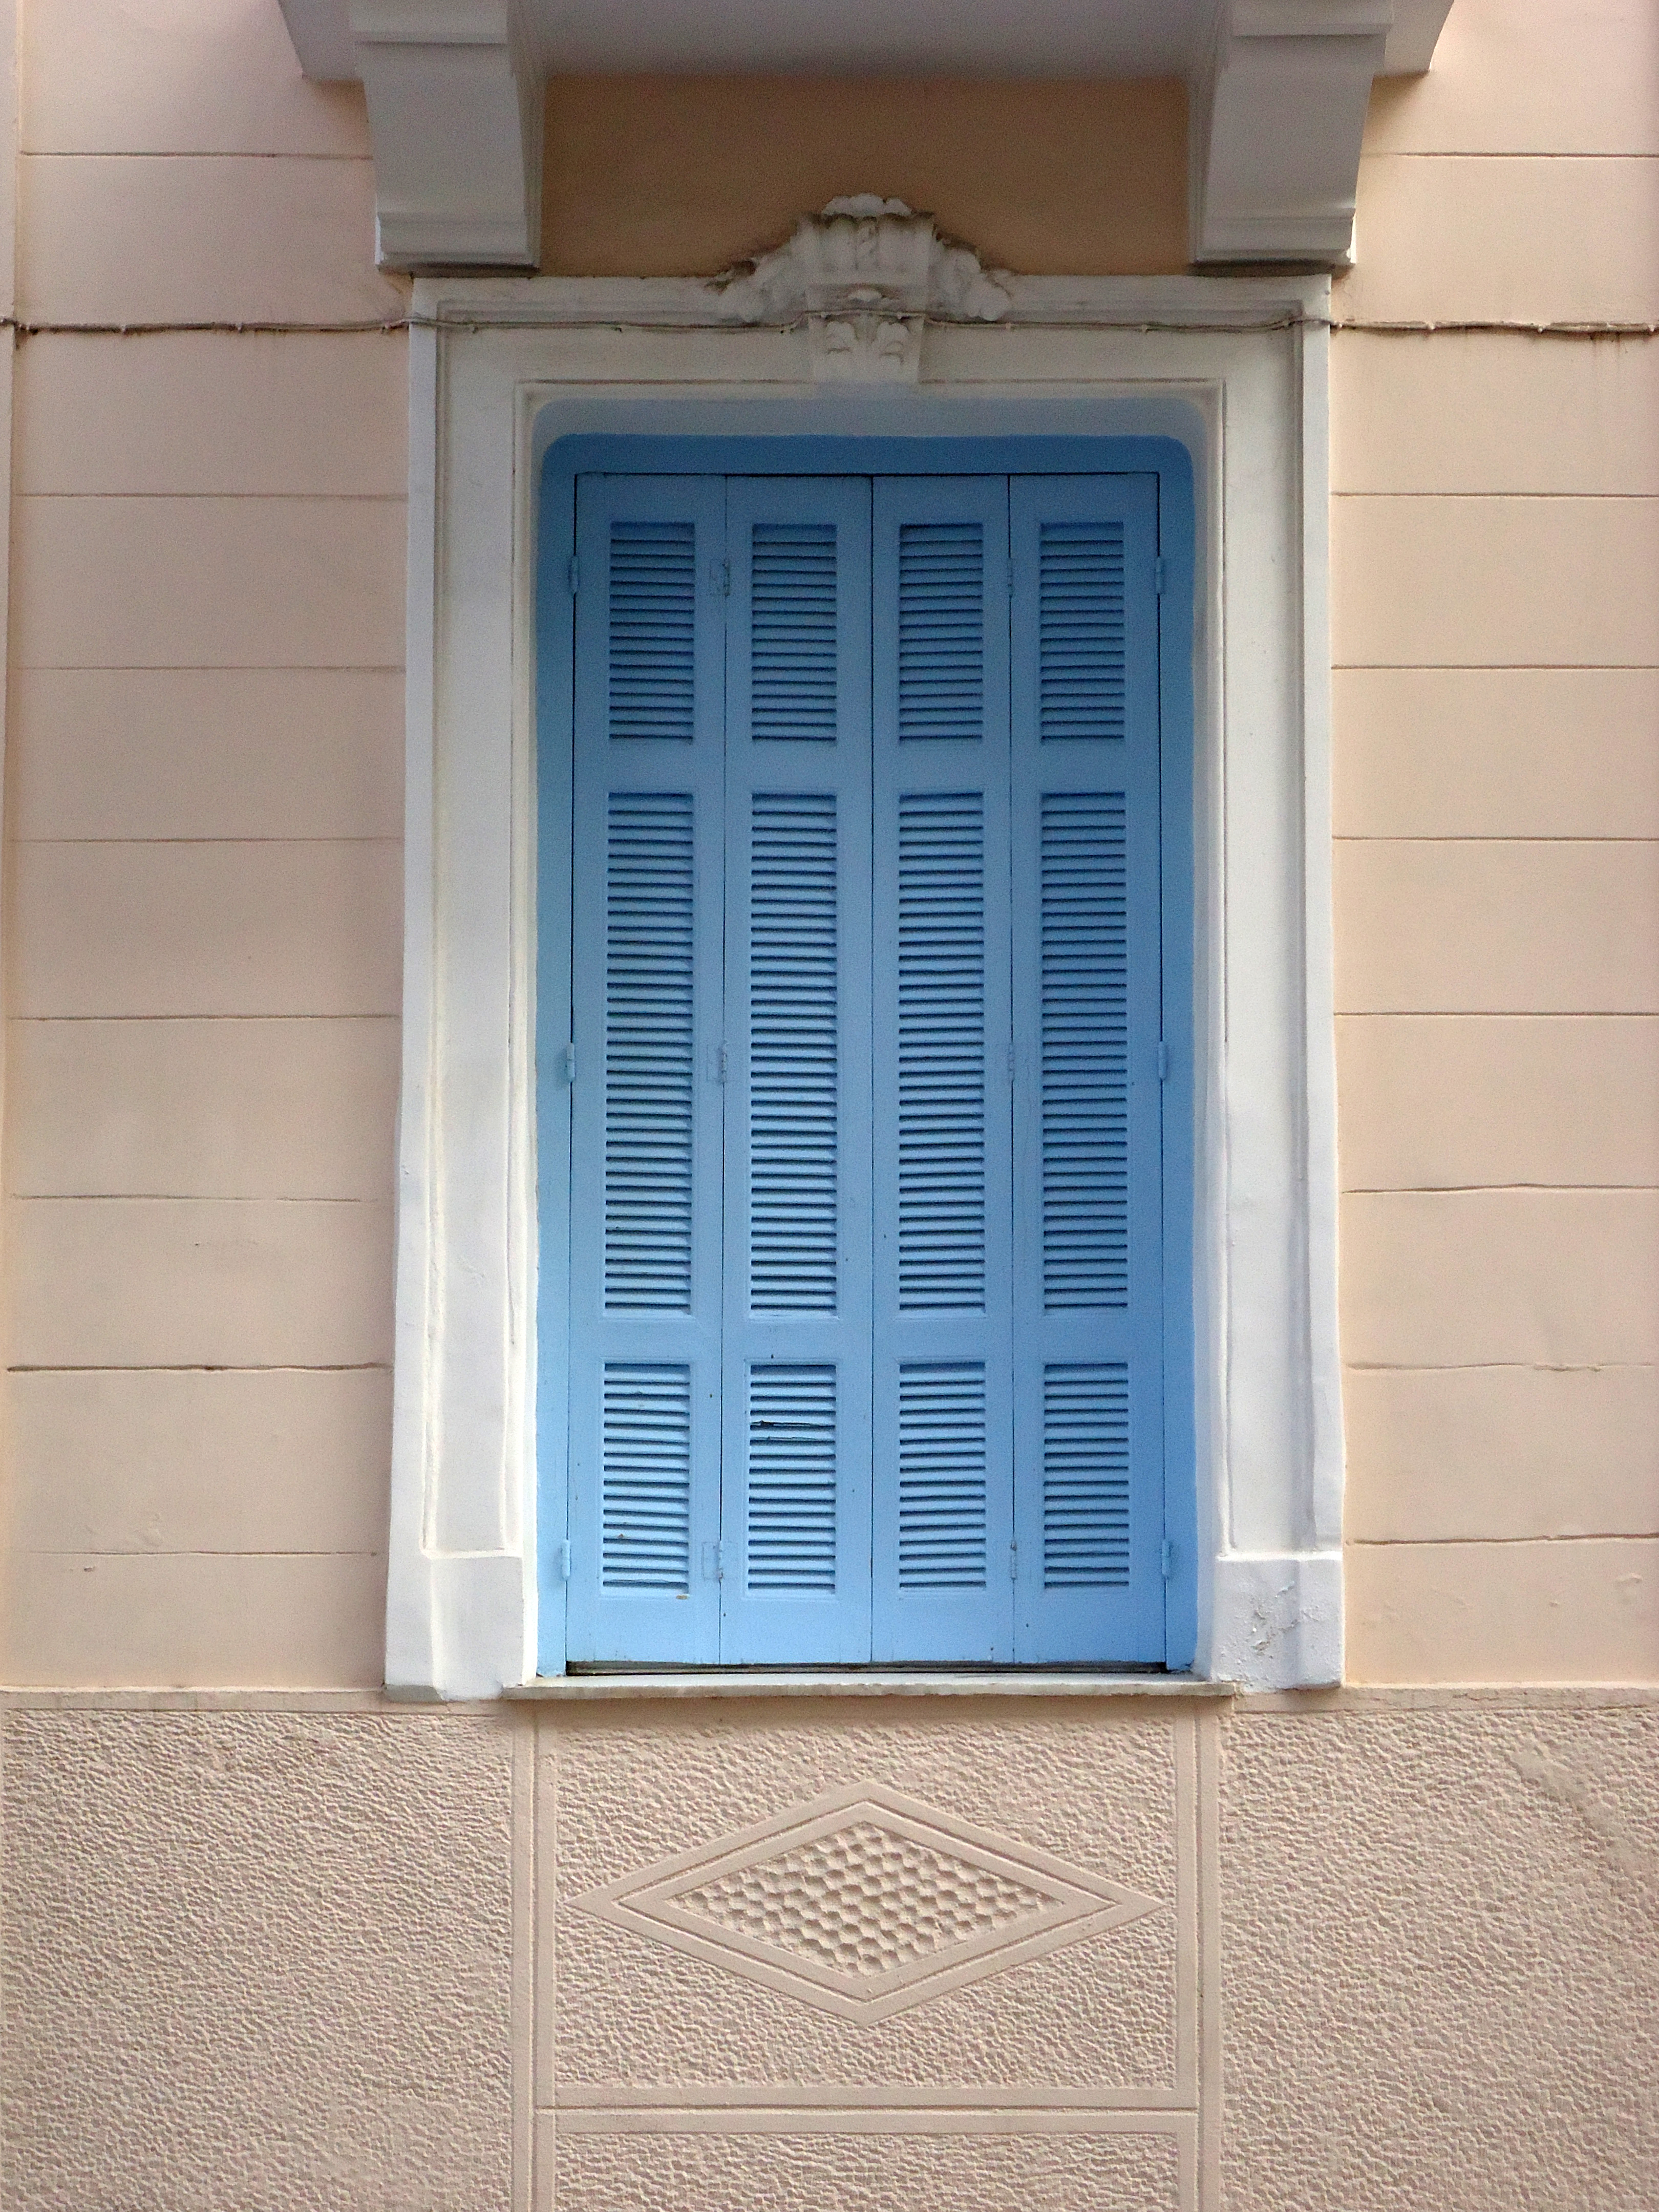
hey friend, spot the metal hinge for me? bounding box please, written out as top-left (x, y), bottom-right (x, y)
top-left (559, 1041), bottom-right (577, 1084)
top-left (716, 558), bottom-right (732, 598)
top-left (1006, 1043), bottom-right (1017, 1087)
top-left (568, 554), bottom-right (580, 597)
top-left (1009, 1541), bottom-right (1019, 1583)
top-left (552, 1539), bottom-right (571, 1583)
top-left (1153, 556), bottom-right (1166, 595)
top-left (1161, 1538), bottom-right (1175, 1582)
top-left (712, 1043), bottom-right (729, 1084)
top-left (1157, 1039), bottom-right (1169, 1082)
top-left (703, 1541), bottom-right (725, 1583)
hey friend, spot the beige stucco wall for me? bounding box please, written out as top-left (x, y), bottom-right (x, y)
top-left (1, 8), bottom-right (1656, 2209)
top-left (3, 0), bottom-right (407, 1687)
top-left (1332, 0), bottom-right (1659, 1680)
top-left (3, 0), bottom-right (1652, 1692)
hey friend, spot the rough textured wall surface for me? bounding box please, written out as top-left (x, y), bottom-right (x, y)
top-left (3, 1692), bottom-right (1656, 2211)
top-left (1331, 0), bottom-right (1659, 1679)
top-left (1, 1705), bottom-right (521, 2212)
top-left (548, 2133), bottom-right (1183, 2212)
top-left (1220, 1701), bottom-right (1659, 2211)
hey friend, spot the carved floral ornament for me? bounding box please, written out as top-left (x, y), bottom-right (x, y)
top-left (717, 195), bottom-right (1013, 381)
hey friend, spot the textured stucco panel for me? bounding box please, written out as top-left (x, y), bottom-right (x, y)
top-left (546, 2125), bottom-right (1183, 2212)
top-left (544, 1705), bottom-right (1190, 2097)
top-left (1, 1708), bottom-right (521, 2212)
top-left (1220, 1705), bottom-right (1659, 2212)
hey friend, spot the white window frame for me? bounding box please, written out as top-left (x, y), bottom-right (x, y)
top-left (385, 267), bottom-right (1342, 1698)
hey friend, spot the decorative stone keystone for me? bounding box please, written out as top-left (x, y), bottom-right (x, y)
top-left (720, 197), bottom-right (1013, 382)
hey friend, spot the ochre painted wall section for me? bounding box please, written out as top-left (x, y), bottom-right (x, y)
top-left (540, 76), bottom-right (1188, 277)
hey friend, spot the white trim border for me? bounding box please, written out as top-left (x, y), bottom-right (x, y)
top-left (386, 268), bottom-right (1343, 1697)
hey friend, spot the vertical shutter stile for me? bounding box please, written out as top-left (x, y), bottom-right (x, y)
top-left (870, 478), bottom-right (1015, 1662)
top-left (566, 475), bottom-right (727, 1663)
top-left (1009, 475), bottom-right (1166, 1663)
top-left (719, 478), bottom-right (875, 1663)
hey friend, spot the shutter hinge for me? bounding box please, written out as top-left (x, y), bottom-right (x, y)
top-left (703, 1541), bottom-right (725, 1583)
top-left (1161, 1538), bottom-right (1175, 1582)
top-left (552, 1539), bottom-right (571, 1584)
top-left (716, 558), bottom-right (732, 598)
top-left (1153, 556), bottom-right (1166, 595)
top-left (713, 1043), bottom-right (729, 1084)
top-left (568, 554), bottom-right (580, 597)
top-left (1007, 1043), bottom-right (1017, 1087)
top-left (1009, 1540), bottom-right (1019, 1583)
top-left (559, 1041), bottom-right (577, 1084)
top-left (1157, 1039), bottom-right (1169, 1082)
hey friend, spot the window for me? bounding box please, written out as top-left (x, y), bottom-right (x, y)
top-left (389, 284), bottom-right (1343, 1699)
top-left (539, 440), bottom-right (1190, 1668)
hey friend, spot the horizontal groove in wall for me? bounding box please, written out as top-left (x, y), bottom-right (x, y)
top-left (7, 1362), bottom-right (393, 1374)
top-left (13, 1547), bottom-right (387, 1559)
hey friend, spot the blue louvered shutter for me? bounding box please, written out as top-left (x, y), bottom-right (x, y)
top-left (869, 478), bottom-right (1015, 1662)
top-left (565, 476), bottom-right (728, 1662)
top-left (717, 478), bottom-right (874, 1662)
top-left (1008, 476), bottom-right (1166, 1662)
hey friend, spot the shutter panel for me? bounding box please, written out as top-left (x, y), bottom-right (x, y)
top-left (1009, 475), bottom-right (1166, 1663)
top-left (719, 478), bottom-right (875, 1662)
top-left (566, 475), bottom-right (727, 1663)
top-left (870, 478), bottom-right (1014, 1662)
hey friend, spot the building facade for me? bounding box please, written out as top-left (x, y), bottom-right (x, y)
top-left (2, 2), bottom-right (1656, 2207)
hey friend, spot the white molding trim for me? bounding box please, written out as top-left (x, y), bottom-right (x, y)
top-left (386, 249), bottom-right (1343, 1698)
top-left (277, 2), bottom-right (1457, 272)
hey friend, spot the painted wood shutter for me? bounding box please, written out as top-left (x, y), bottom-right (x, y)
top-left (718, 478), bottom-right (874, 1662)
top-left (559, 461), bottom-right (1169, 1670)
top-left (869, 477), bottom-right (1015, 1662)
top-left (566, 475), bottom-right (728, 1662)
top-left (1008, 475), bottom-right (1166, 1662)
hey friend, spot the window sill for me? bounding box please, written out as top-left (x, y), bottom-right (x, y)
top-left (504, 1670), bottom-right (1235, 1703)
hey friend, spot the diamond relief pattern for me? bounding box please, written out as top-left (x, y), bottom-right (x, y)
top-left (677, 1820), bottom-right (1051, 1977)
top-left (574, 1782), bottom-right (1161, 2023)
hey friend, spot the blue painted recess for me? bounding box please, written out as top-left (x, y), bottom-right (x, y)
top-left (536, 434), bottom-right (1195, 1675)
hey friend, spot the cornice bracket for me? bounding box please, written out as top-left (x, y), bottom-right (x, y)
top-left (1191, 0), bottom-right (1400, 265)
top-left (344, 0), bottom-right (544, 270)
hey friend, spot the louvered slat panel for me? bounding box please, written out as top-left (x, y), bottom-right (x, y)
top-left (1041, 792), bottom-right (1128, 1309)
top-left (608, 520), bottom-right (697, 741)
top-left (898, 1363), bottom-right (988, 1589)
top-left (1038, 522), bottom-right (1126, 741)
top-left (1041, 1364), bottom-right (1130, 1587)
top-left (898, 791), bottom-right (985, 1311)
top-left (605, 790), bottom-right (695, 1309)
top-left (751, 522), bottom-right (839, 741)
top-left (750, 791), bottom-right (839, 1311)
top-left (601, 1363), bottom-right (692, 1590)
top-left (898, 522), bottom-right (984, 741)
top-left (747, 1364), bottom-right (838, 1590)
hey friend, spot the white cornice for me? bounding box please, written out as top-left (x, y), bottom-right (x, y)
top-left (278, 0), bottom-right (1456, 272)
